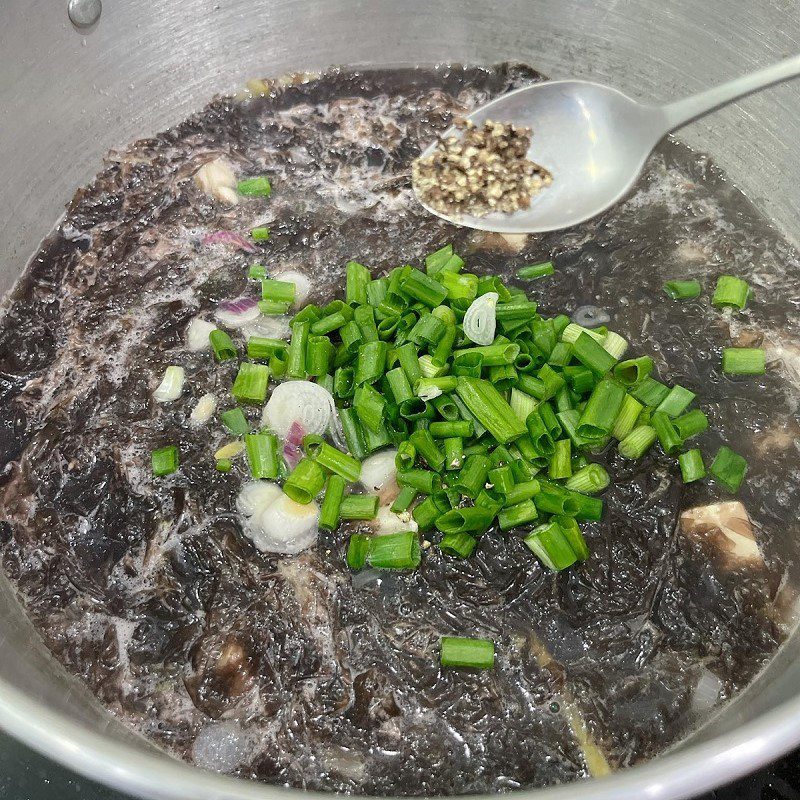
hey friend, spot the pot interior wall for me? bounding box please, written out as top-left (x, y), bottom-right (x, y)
top-left (0, 0), bottom-right (799, 792)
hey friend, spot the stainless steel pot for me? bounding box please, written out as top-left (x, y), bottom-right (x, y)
top-left (1, 1), bottom-right (799, 798)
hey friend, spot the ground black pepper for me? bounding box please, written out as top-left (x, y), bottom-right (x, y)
top-left (413, 117), bottom-right (552, 217)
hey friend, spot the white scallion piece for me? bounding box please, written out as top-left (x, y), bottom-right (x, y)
top-left (360, 449), bottom-right (398, 492)
top-left (462, 291), bottom-right (498, 345)
top-left (262, 380), bottom-right (339, 440)
top-left (249, 492), bottom-right (320, 554)
top-left (372, 505), bottom-right (419, 535)
top-left (189, 392), bottom-right (217, 426)
top-left (272, 269), bottom-right (312, 306)
top-left (186, 317), bottom-right (218, 351)
top-left (193, 158), bottom-right (238, 205)
top-left (214, 441), bottom-right (246, 461)
top-left (153, 366), bottom-right (185, 403)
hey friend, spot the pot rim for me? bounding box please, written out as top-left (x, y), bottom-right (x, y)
top-left (0, 674), bottom-right (798, 800)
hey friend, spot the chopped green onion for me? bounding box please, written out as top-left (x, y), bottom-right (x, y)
top-left (510, 388), bottom-right (539, 424)
top-left (524, 521), bottom-right (578, 571)
top-left (440, 636), bottom-right (495, 669)
top-left (237, 176), bottom-right (271, 197)
top-left (346, 533), bottom-right (370, 569)
top-left (565, 463), bottom-right (610, 494)
top-left (547, 341), bottom-right (573, 367)
top-left (245, 432), bottom-right (280, 479)
top-left (262, 278), bottom-right (296, 304)
top-left (722, 347), bottom-right (765, 375)
top-left (502, 479), bottom-right (541, 507)
top-left (152, 445), bottom-right (179, 477)
top-left (425, 244), bottom-right (454, 277)
top-left (283, 457), bottom-right (326, 504)
top-left (412, 492), bottom-right (450, 530)
top-left (346, 261), bottom-right (370, 306)
top-left (409, 429), bottom-right (446, 471)
top-left (258, 299), bottom-right (291, 316)
top-left (573, 332), bottom-right (617, 376)
top-left (517, 261), bottom-right (554, 280)
top-left (339, 407), bottom-right (367, 460)
top-left (477, 275), bottom-right (512, 303)
top-left (710, 446), bottom-right (748, 492)
top-left (553, 515), bottom-right (589, 561)
top-left (320, 474), bottom-right (346, 530)
top-left (577, 378), bottom-right (626, 438)
top-left (563, 365), bottom-right (595, 395)
top-left (618, 425), bottom-right (658, 459)
top-left (270, 351), bottom-right (287, 377)
top-left (429, 420), bottom-right (473, 439)
top-left (497, 500), bottom-right (539, 531)
top-left (455, 377), bottom-right (527, 444)
top-left (416, 376), bottom-right (457, 401)
top-left (655, 384), bottom-right (696, 417)
top-left (391, 485), bottom-right (418, 514)
top-left (439, 532), bottom-right (478, 558)
top-left (454, 343), bottom-right (520, 367)
top-left (663, 279), bottom-right (701, 300)
top-left (712, 275), bottom-right (751, 310)
top-left (221, 407), bottom-right (250, 435)
top-left (453, 453), bottom-right (492, 498)
top-left (249, 263), bottom-right (267, 280)
top-left (613, 356), bottom-right (653, 386)
top-left (247, 336), bottom-right (286, 360)
top-left (488, 464), bottom-right (515, 494)
top-left (250, 226), bottom-right (270, 241)
top-left (602, 331), bottom-right (628, 360)
top-left (400, 268), bottom-right (448, 308)
top-left (366, 278), bottom-right (388, 308)
top-left (548, 438), bottom-right (572, 480)
top-left (629, 376), bottom-right (671, 408)
top-left (397, 468), bottom-right (441, 495)
top-left (231, 362), bottom-right (270, 404)
top-left (209, 329), bottom-right (237, 361)
top-left (353, 384), bottom-right (386, 433)
top-left (395, 440), bottom-right (416, 472)
top-left (611, 394), bottom-right (643, 441)
top-left (340, 493), bottom-right (380, 520)
top-left (303, 435), bottom-right (361, 483)
top-left (368, 530), bottom-right (420, 569)
top-left (439, 270), bottom-right (479, 302)
top-left (561, 323), bottom-right (605, 345)
top-left (310, 312), bottom-right (347, 335)
top-left (286, 320), bottom-right (309, 379)
top-left (443, 437), bottom-right (464, 471)
top-left (651, 411), bottom-right (682, 455)
top-left (673, 409), bottom-right (709, 440)
top-left (333, 366), bottom-right (356, 399)
top-left (678, 449), bottom-right (706, 484)
top-left (355, 341), bottom-right (389, 385)
top-left (436, 507), bottom-right (494, 534)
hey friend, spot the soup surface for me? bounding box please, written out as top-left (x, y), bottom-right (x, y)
top-left (0, 63), bottom-right (799, 793)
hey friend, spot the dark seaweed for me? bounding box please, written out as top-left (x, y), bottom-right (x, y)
top-left (0, 63), bottom-right (798, 794)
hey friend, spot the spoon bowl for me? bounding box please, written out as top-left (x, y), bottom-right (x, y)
top-left (417, 80), bottom-right (664, 233)
top-left (415, 56), bottom-right (800, 232)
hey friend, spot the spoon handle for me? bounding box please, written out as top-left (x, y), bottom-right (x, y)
top-left (660, 54), bottom-right (800, 131)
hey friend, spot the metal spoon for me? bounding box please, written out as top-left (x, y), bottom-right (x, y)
top-left (414, 55), bottom-right (800, 233)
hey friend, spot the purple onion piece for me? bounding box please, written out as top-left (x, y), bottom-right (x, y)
top-left (201, 230), bottom-right (258, 254)
top-left (215, 297), bottom-right (261, 328)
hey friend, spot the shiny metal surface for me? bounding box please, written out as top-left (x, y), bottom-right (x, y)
top-left (1, 2), bottom-right (800, 799)
top-left (415, 56), bottom-right (800, 232)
